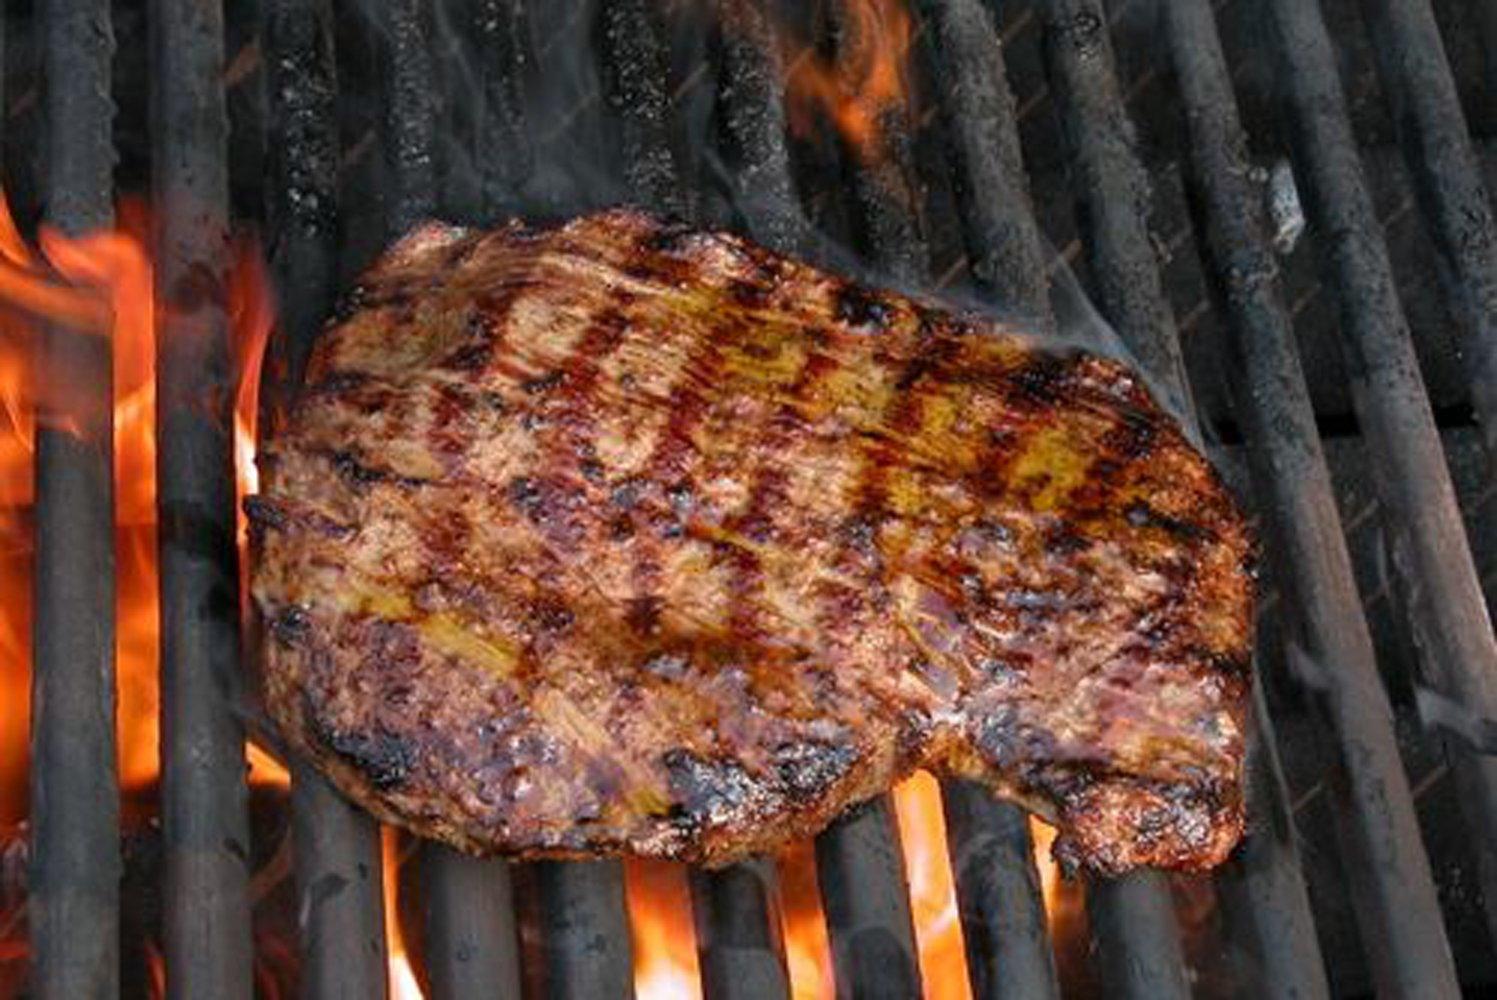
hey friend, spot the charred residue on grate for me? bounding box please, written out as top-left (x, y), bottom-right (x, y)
top-left (1, 0), bottom-right (1496, 997)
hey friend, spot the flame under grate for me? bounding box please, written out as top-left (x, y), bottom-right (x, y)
top-left (0, 0), bottom-right (1494, 997)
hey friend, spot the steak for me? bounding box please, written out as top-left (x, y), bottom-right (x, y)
top-left (249, 209), bottom-right (1254, 874)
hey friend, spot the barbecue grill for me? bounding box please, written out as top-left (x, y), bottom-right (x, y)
top-left (1, 0), bottom-right (1494, 996)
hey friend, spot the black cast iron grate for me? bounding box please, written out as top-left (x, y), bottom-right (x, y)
top-left (5, 0), bottom-right (1497, 996)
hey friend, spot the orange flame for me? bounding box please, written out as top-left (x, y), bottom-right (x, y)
top-left (230, 239), bottom-right (274, 596)
top-left (382, 828), bottom-right (425, 999)
top-left (0, 195), bottom-right (35, 824)
top-left (1030, 817), bottom-right (1061, 917)
top-left (892, 772), bottom-right (972, 1000)
top-left (47, 202), bottom-right (164, 798)
top-left (625, 858), bottom-right (704, 999)
top-left (777, 841), bottom-right (835, 1000)
top-left (0, 190), bottom-right (289, 825)
top-left (229, 235), bottom-right (287, 792)
top-left (782, 0), bottom-right (914, 160)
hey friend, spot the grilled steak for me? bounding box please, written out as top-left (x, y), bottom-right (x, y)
top-left (249, 209), bottom-right (1253, 873)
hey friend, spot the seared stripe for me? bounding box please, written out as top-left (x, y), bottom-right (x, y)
top-left (437, 270), bottom-right (532, 374)
top-left (727, 350), bottom-right (842, 640)
top-left (851, 338), bottom-right (960, 526)
top-left (629, 315), bottom-right (734, 604)
top-left (537, 305), bottom-right (634, 483)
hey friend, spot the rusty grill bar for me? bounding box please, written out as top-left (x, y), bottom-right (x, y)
top-left (7, 0), bottom-right (1497, 996)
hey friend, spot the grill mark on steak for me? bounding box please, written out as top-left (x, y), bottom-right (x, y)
top-left (540, 306), bottom-right (632, 484)
top-left (439, 273), bottom-right (532, 375)
top-left (843, 334), bottom-right (954, 579)
top-left (726, 347), bottom-right (842, 642)
top-left (627, 293), bottom-right (733, 627)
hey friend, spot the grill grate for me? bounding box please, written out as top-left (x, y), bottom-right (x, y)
top-left (8, 0), bottom-right (1496, 996)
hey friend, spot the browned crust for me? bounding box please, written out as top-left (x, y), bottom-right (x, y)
top-left (249, 208), bottom-right (1254, 873)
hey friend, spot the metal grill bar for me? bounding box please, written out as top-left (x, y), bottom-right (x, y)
top-left (421, 844), bottom-right (524, 997)
top-left (378, 0), bottom-right (438, 235)
top-left (1266, 1), bottom-right (1497, 990)
top-left (1034, 0), bottom-right (1190, 420)
top-left (599, 6), bottom-right (802, 990)
top-left (1480, 1), bottom-right (1497, 127)
top-left (150, 0), bottom-right (254, 994)
top-left (1364, 0), bottom-right (1497, 463)
top-left (29, 0), bottom-right (120, 996)
top-left (473, 0), bottom-right (533, 221)
top-left (1031, 2), bottom-right (1190, 993)
top-left (711, 0), bottom-right (806, 254)
top-left (1358, 6), bottom-right (1497, 937)
top-left (691, 11), bottom-right (818, 996)
top-left (292, 777), bottom-right (390, 998)
top-left (595, 0), bottom-right (684, 215)
top-left (917, 4), bottom-right (1060, 997)
top-left (940, 783), bottom-right (1057, 1000)
top-left (921, 0), bottom-right (1050, 320)
top-left (263, 0), bottom-right (341, 395)
top-left (690, 860), bottom-right (791, 1000)
top-left (1211, 688), bottom-right (1328, 1000)
top-left (815, 800), bottom-right (921, 998)
top-left (1083, 878), bottom-right (1187, 999)
top-left (601, 0), bottom-right (686, 215)
top-left (264, 3), bottom-right (392, 996)
top-left (406, 5), bottom-right (532, 995)
top-left (532, 860), bottom-right (635, 998)
top-left (434, 0), bottom-right (532, 225)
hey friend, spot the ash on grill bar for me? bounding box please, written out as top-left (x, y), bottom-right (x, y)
top-left (0, 0), bottom-right (1492, 997)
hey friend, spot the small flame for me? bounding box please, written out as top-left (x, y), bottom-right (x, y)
top-left (892, 772), bottom-right (972, 1000)
top-left (777, 841), bottom-right (835, 1000)
top-left (625, 858), bottom-right (704, 999)
top-left (1028, 814), bottom-right (1086, 976)
top-left (230, 239), bottom-right (274, 597)
top-left (145, 940), bottom-right (167, 998)
top-left (1030, 818), bottom-right (1061, 916)
top-left (381, 829), bottom-right (425, 999)
top-left (782, 0), bottom-right (914, 161)
top-left (246, 739), bottom-right (290, 790)
top-left (223, 210), bottom-right (288, 792)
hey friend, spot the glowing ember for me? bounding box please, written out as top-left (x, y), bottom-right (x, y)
top-left (625, 858), bottom-right (704, 999)
top-left (777, 841), bottom-right (835, 1000)
top-left (892, 772), bottom-right (972, 1000)
top-left (381, 829), bottom-right (425, 999)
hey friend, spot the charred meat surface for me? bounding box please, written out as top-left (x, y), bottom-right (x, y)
top-left (249, 209), bottom-right (1253, 873)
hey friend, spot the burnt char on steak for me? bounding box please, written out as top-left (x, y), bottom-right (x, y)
top-left (248, 209), bottom-right (1254, 874)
